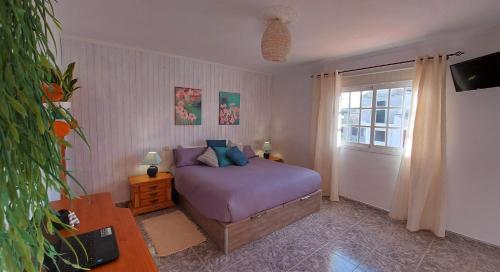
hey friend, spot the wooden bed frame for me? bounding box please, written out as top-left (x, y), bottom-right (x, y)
top-left (178, 189), bottom-right (322, 254)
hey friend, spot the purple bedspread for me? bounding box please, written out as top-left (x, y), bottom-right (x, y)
top-left (175, 158), bottom-right (321, 223)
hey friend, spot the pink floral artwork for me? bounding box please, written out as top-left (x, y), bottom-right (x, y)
top-left (175, 87), bottom-right (201, 125)
top-left (219, 91), bottom-right (240, 125)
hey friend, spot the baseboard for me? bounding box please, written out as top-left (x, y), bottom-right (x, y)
top-left (338, 195), bottom-right (388, 213)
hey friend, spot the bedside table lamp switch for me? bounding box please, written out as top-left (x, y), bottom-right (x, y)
top-left (142, 152), bottom-right (162, 177)
top-left (263, 140), bottom-right (272, 159)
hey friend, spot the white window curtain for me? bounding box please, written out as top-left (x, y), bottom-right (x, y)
top-left (389, 56), bottom-right (447, 237)
top-left (310, 72), bottom-right (342, 201)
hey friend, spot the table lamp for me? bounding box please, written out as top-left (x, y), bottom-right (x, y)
top-left (142, 152), bottom-right (162, 177)
top-left (263, 140), bottom-right (272, 159)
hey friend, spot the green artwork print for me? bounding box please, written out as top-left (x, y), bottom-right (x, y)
top-left (175, 87), bottom-right (202, 125)
top-left (219, 91), bottom-right (240, 125)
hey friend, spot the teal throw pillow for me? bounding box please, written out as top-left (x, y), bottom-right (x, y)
top-left (212, 147), bottom-right (233, 167)
top-left (226, 146), bottom-right (248, 166)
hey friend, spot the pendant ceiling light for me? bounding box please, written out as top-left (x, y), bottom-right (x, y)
top-left (261, 5), bottom-right (298, 62)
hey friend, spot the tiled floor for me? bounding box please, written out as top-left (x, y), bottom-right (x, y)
top-left (136, 198), bottom-right (500, 272)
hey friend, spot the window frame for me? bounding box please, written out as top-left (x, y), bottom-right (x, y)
top-left (340, 80), bottom-right (412, 156)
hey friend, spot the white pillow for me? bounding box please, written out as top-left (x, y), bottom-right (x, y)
top-left (228, 140), bottom-right (244, 152)
top-left (197, 147), bottom-right (219, 167)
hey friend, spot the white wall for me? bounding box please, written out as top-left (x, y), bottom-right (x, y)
top-left (271, 65), bottom-right (316, 168)
top-left (272, 25), bottom-right (500, 246)
top-left (61, 37), bottom-right (272, 203)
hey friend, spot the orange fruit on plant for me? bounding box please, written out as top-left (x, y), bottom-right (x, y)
top-left (42, 83), bottom-right (63, 102)
top-left (53, 120), bottom-right (71, 138)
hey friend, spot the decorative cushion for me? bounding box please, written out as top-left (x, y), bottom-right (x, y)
top-left (197, 147), bottom-right (219, 167)
top-left (228, 140), bottom-right (244, 152)
top-left (243, 145), bottom-right (258, 159)
top-left (226, 146), bottom-right (248, 166)
top-left (212, 147), bottom-right (233, 167)
top-left (173, 147), bottom-right (206, 168)
top-left (206, 139), bottom-right (227, 149)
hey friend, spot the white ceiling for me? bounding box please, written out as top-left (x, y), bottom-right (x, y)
top-left (55, 0), bottom-right (500, 73)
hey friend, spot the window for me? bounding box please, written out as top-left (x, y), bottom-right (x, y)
top-left (340, 82), bottom-right (412, 151)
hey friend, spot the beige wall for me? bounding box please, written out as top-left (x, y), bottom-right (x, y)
top-left (270, 65), bottom-right (316, 168)
top-left (62, 37), bottom-right (272, 202)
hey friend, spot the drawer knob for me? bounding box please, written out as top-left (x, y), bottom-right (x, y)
top-left (149, 192), bottom-right (158, 197)
top-left (150, 199), bottom-right (159, 204)
top-left (149, 185), bottom-right (158, 190)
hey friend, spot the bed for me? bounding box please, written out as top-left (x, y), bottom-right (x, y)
top-left (174, 155), bottom-right (321, 253)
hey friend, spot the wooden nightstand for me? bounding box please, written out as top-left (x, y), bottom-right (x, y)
top-left (129, 172), bottom-right (175, 215)
top-left (268, 155), bottom-right (284, 163)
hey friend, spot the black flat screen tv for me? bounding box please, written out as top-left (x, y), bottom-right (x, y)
top-left (450, 52), bottom-right (500, 92)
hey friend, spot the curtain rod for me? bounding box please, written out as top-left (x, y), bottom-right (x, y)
top-left (310, 51), bottom-right (464, 78)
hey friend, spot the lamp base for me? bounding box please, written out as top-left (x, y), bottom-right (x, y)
top-left (264, 152), bottom-right (270, 159)
top-left (147, 165), bottom-right (158, 177)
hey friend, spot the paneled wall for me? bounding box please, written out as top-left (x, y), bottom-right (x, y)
top-left (61, 37), bottom-right (272, 202)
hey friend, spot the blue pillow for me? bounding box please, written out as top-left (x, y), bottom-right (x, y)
top-left (226, 146), bottom-right (248, 166)
top-left (212, 147), bottom-right (233, 167)
top-left (207, 139), bottom-right (226, 149)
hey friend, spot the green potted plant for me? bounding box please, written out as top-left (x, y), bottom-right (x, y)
top-left (43, 62), bottom-right (82, 135)
top-left (1, 1), bottom-right (87, 271)
top-left (48, 62), bottom-right (81, 102)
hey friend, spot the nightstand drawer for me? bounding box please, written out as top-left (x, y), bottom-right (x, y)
top-left (139, 181), bottom-right (169, 192)
top-left (140, 195), bottom-right (168, 207)
top-left (139, 189), bottom-right (168, 200)
top-left (129, 172), bottom-right (175, 216)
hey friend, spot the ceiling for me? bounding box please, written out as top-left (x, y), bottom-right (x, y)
top-left (55, 0), bottom-right (500, 73)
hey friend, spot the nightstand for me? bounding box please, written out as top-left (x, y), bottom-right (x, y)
top-left (128, 172), bottom-right (175, 216)
top-left (268, 155), bottom-right (284, 163)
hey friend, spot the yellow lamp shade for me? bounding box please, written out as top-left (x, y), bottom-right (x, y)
top-left (261, 19), bottom-right (291, 62)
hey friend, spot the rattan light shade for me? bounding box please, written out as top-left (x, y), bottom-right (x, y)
top-left (261, 19), bottom-right (291, 62)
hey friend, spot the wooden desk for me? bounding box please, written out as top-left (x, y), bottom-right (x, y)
top-left (50, 192), bottom-right (157, 272)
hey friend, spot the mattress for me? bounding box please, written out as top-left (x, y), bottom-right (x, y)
top-left (175, 157), bottom-right (321, 223)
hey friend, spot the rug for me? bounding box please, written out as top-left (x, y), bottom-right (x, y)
top-left (142, 210), bottom-right (206, 256)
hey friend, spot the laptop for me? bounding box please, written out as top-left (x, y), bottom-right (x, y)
top-left (44, 226), bottom-right (119, 272)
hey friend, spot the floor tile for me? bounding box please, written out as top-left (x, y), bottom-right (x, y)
top-left (356, 252), bottom-right (415, 272)
top-left (416, 236), bottom-right (477, 272)
top-left (221, 254), bottom-right (274, 272)
top-left (261, 245), bottom-right (302, 271)
top-left (471, 241), bottom-right (500, 272)
top-left (137, 197), bottom-right (500, 272)
top-left (323, 238), bottom-right (373, 266)
top-left (157, 249), bottom-right (207, 272)
top-left (298, 248), bottom-right (358, 272)
top-left (193, 237), bottom-right (273, 272)
top-left (373, 228), bottom-right (433, 267)
top-left (374, 238), bottom-right (426, 268)
top-left (155, 248), bottom-right (198, 270)
top-left (475, 260), bottom-right (500, 272)
top-left (337, 224), bottom-right (387, 250)
top-left (288, 261), bottom-right (318, 272)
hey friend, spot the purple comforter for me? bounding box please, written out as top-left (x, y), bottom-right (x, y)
top-left (175, 158), bottom-right (321, 223)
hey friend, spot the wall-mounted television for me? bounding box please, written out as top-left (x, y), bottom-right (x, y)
top-left (450, 52), bottom-right (500, 92)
